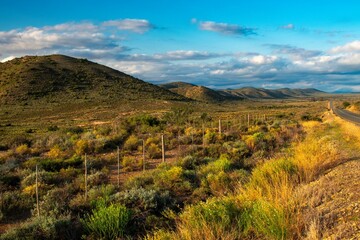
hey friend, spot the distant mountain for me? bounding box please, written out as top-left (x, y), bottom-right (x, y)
top-left (0, 55), bottom-right (187, 105)
top-left (220, 87), bottom-right (326, 99)
top-left (160, 82), bottom-right (326, 101)
top-left (160, 82), bottom-right (239, 102)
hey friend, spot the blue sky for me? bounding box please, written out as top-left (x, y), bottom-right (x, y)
top-left (1, 0), bottom-right (360, 92)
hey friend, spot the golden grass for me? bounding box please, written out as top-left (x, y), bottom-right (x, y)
top-left (146, 114), bottom-right (360, 240)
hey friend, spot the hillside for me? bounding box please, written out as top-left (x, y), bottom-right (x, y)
top-left (160, 82), bottom-right (238, 102)
top-left (0, 55), bottom-right (187, 105)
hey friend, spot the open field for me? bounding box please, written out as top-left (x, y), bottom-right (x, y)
top-left (1, 97), bottom-right (360, 239)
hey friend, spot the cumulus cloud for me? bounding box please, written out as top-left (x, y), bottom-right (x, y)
top-left (103, 19), bottom-right (155, 33)
top-left (196, 20), bottom-right (257, 36)
top-left (330, 40), bottom-right (360, 53)
top-left (0, 21), bottom-right (140, 59)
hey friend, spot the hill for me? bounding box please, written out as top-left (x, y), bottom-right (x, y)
top-left (160, 82), bottom-right (238, 102)
top-left (0, 55), bottom-right (187, 105)
top-left (220, 87), bottom-right (326, 99)
top-left (160, 82), bottom-right (325, 101)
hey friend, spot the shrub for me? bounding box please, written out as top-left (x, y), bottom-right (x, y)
top-left (0, 190), bottom-right (33, 221)
top-left (46, 145), bottom-right (64, 159)
top-left (199, 155), bottom-right (232, 176)
top-left (147, 143), bottom-right (162, 159)
top-left (115, 187), bottom-right (173, 212)
top-left (15, 144), bottom-right (30, 156)
top-left (206, 171), bottom-right (232, 196)
top-left (0, 215), bottom-right (78, 240)
top-left (204, 129), bottom-right (217, 144)
top-left (154, 166), bottom-right (192, 193)
top-left (38, 186), bottom-right (74, 217)
top-left (81, 203), bottom-right (131, 240)
top-left (87, 172), bottom-right (109, 187)
top-left (124, 135), bottom-right (140, 151)
top-left (122, 156), bottom-right (137, 172)
top-left (74, 139), bottom-right (91, 155)
top-left (176, 198), bottom-right (242, 240)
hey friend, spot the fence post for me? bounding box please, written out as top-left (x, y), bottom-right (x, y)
top-left (142, 139), bottom-right (146, 171)
top-left (84, 153), bottom-right (87, 201)
top-left (117, 146), bottom-right (120, 188)
top-left (219, 119), bottom-right (222, 134)
top-left (161, 134), bottom-right (165, 163)
top-left (35, 164), bottom-right (40, 217)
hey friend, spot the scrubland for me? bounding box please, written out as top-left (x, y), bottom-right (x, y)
top-left (0, 99), bottom-right (359, 239)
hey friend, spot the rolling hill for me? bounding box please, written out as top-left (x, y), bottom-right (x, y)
top-left (160, 82), bottom-right (238, 102)
top-left (220, 87), bottom-right (326, 99)
top-left (0, 55), bottom-right (187, 105)
top-left (160, 82), bottom-right (326, 101)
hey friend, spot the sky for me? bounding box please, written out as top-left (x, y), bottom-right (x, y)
top-left (1, 0), bottom-right (360, 92)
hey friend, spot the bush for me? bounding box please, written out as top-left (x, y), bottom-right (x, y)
top-left (74, 139), bottom-right (91, 155)
top-left (46, 145), bottom-right (64, 159)
top-left (115, 187), bottom-right (174, 212)
top-left (122, 156), bottom-right (137, 172)
top-left (177, 198), bottom-right (242, 240)
top-left (81, 203), bottom-right (131, 239)
top-left (0, 190), bottom-right (33, 221)
top-left (15, 144), bottom-right (30, 156)
top-left (124, 135), bottom-right (140, 151)
top-left (147, 143), bottom-right (162, 159)
top-left (154, 166), bottom-right (192, 195)
top-left (0, 215), bottom-right (78, 240)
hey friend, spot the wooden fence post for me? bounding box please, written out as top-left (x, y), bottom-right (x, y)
top-left (84, 154), bottom-right (87, 201)
top-left (35, 164), bottom-right (40, 217)
top-left (142, 139), bottom-right (146, 171)
top-left (161, 134), bottom-right (165, 163)
top-left (117, 146), bottom-right (120, 188)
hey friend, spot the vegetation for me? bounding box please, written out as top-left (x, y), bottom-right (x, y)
top-left (0, 59), bottom-right (358, 239)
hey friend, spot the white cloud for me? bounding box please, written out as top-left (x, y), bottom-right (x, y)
top-left (197, 21), bottom-right (257, 36)
top-left (103, 19), bottom-right (154, 33)
top-left (330, 40), bottom-right (360, 53)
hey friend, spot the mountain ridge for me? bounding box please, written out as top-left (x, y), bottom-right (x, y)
top-left (160, 82), bottom-right (326, 101)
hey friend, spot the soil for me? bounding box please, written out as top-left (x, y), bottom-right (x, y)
top-left (298, 159), bottom-right (360, 239)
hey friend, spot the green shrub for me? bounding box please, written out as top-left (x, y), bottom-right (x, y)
top-left (121, 156), bottom-right (137, 172)
top-left (147, 143), bottom-right (161, 159)
top-left (0, 190), bottom-right (33, 221)
top-left (115, 187), bottom-right (174, 212)
top-left (81, 203), bottom-right (131, 240)
top-left (154, 166), bottom-right (192, 194)
top-left (246, 200), bottom-right (289, 239)
top-left (0, 215), bottom-right (78, 240)
top-left (177, 198), bottom-right (242, 240)
top-left (124, 135), bottom-right (139, 151)
top-left (199, 154), bottom-right (232, 176)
